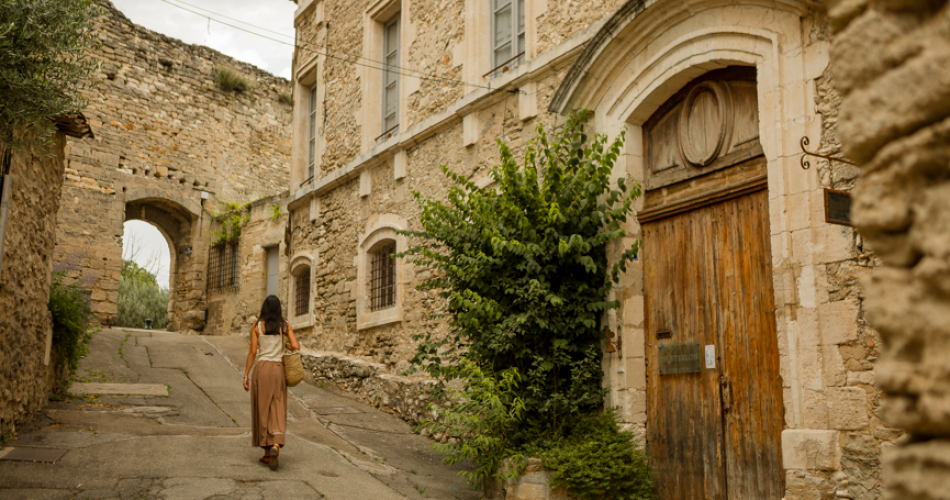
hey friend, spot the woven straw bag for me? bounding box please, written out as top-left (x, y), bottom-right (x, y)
top-left (281, 324), bottom-right (304, 387)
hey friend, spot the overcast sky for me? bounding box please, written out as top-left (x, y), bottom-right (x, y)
top-left (111, 0), bottom-right (297, 79)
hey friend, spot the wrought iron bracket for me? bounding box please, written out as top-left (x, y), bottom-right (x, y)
top-left (800, 136), bottom-right (858, 169)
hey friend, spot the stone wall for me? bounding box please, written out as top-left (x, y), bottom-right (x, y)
top-left (203, 193), bottom-right (290, 336)
top-left (828, 1), bottom-right (950, 499)
top-left (0, 135), bottom-right (71, 436)
top-left (300, 351), bottom-right (435, 426)
top-left (56, 0), bottom-right (292, 331)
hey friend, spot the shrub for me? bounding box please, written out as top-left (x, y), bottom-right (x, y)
top-left (48, 271), bottom-right (94, 371)
top-left (278, 91), bottom-right (293, 106)
top-left (537, 410), bottom-right (655, 500)
top-left (215, 66), bottom-right (255, 92)
top-left (116, 259), bottom-right (169, 330)
top-left (420, 360), bottom-right (527, 489)
top-left (405, 110), bottom-right (654, 497)
top-left (270, 203), bottom-right (281, 222)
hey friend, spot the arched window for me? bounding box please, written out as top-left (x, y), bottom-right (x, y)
top-left (294, 266), bottom-right (311, 317)
top-left (357, 215), bottom-right (406, 330)
top-left (369, 240), bottom-right (396, 311)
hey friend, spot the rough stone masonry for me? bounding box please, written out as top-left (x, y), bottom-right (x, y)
top-left (829, 1), bottom-right (950, 499)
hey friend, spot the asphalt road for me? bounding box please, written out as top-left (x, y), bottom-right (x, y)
top-left (0, 328), bottom-right (478, 500)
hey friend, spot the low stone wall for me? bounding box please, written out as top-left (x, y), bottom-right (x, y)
top-left (300, 351), bottom-right (436, 427)
top-left (484, 459), bottom-right (573, 500)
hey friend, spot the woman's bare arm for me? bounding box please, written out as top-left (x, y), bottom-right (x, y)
top-left (243, 323), bottom-right (259, 391)
top-left (285, 323), bottom-right (300, 351)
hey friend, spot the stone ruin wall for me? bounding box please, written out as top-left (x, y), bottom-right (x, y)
top-left (0, 136), bottom-right (70, 436)
top-left (829, 1), bottom-right (950, 499)
top-left (57, 0), bottom-right (292, 331)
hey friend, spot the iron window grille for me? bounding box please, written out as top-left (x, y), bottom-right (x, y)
top-left (208, 241), bottom-right (240, 290)
top-left (295, 267), bottom-right (311, 317)
top-left (370, 242), bottom-right (396, 311)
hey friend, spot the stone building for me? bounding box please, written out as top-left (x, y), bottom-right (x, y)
top-left (828, 1), bottom-right (950, 499)
top-left (286, 0), bottom-right (893, 498)
top-left (55, 0), bottom-right (293, 334)
top-left (0, 117), bottom-right (93, 436)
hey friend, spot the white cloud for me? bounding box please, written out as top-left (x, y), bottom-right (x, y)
top-left (110, 0), bottom-right (296, 78)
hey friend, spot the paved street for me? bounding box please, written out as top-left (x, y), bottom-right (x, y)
top-left (0, 328), bottom-right (478, 500)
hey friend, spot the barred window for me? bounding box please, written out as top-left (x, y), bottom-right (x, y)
top-left (370, 241), bottom-right (396, 311)
top-left (208, 242), bottom-right (239, 290)
top-left (294, 267), bottom-right (311, 317)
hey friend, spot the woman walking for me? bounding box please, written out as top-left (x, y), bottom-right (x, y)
top-left (242, 295), bottom-right (300, 470)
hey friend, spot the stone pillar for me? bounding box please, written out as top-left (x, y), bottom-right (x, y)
top-left (828, 1), bottom-right (950, 499)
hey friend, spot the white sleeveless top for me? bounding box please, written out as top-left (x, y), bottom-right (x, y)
top-left (255, 321), bottom-right (285, 363)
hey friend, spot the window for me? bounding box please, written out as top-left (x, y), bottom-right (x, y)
top-left (208, 242), bottom-right (239, 290)
top-left (382, 15), bottom-right (400, 137)
top-left (307, 84), bottom-right (317, 180)
top-left (294, 267), bottom-right (311, 317)
top-left (491, 0), bottom-right (525, 73)
top-left (356, 216), bottom-right (405, 330)
top-left (370, 241), bottom-right (396, 311)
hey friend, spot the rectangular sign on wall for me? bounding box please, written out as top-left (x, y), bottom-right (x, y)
top-left (658, 342), bottom-right (702, 375)
top-left (824, 189), bottom-right (853, 226)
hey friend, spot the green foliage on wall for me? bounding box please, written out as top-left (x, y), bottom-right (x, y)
top-left (404, 110), bottom-right (655, 498)
top-left (48, 271), bottom-right (94, 372)
top-left (269, 203), bottom-right (281, 222)
top-left (215, 65), bottom-right (255, 93)
top-left (117, 260), bottom-right (168, 330)
top-left (211, 201), bottom-right (251, 244)
top-left (0, 0), bottom-right (102, 151)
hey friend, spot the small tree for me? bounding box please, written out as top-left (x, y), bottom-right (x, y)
top-left (0, 0), bottom-right (102, 151)
top-left (403, 111), bottom-right (655, 498)
top-left (117, 259), bottom-right (169, 330)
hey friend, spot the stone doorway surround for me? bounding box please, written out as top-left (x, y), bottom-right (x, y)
top-left (549, 0), bottom-right (872, 498)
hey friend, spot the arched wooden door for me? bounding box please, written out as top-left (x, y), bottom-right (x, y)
top-left (638, 67), bottom-right (784, 499)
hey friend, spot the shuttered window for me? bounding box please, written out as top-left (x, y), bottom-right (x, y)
top-left (491, 0), bottom-right (525, 74)
top-left (382, 15), bottom-right (400, 137)
top-left (308, 83), bottom-right (317, 180)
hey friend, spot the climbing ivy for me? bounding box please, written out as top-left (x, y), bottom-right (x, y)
top-left (403, 110), bottom-right (654, 497)
top-left (211, 201), bottom-right (250, 244)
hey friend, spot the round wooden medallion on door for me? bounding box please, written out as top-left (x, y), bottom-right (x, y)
top-left (638, 66), bottom-right (784, 500)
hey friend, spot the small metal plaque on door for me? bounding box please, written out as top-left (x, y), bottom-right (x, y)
top-left (658, 342), bottom-right (702, 375)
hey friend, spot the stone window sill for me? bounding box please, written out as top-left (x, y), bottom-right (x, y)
top-left (357, 305), bottom-right (402, 330)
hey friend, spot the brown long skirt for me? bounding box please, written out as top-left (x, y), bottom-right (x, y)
top-left (251, 361), bottom-right (287, 448)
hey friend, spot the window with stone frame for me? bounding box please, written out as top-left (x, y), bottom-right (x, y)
top-left (307, 83), bottom-right (317, 181)
top-left (369, 241), bottom-right (396, 311)
top-left (208, 241), bottom-right (239, 290)
top-left (294, 266), bottom-right (311, 317)
top-left (381, 14), bottom-right (400, 138)
top-left (490, 0), bottom-right (525, 75)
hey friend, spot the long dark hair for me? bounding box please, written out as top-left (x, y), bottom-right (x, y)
top-left (259, 295), bottom-right (285, 336)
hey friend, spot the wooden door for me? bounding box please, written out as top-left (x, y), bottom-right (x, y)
top-left (643, 186), bottom-right (783, 499)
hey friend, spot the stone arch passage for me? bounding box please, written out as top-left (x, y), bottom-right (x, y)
top-left (123, 196), bottom-right (205, 332)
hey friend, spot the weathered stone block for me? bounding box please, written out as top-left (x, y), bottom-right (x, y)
top-left (828, 387), bottom-right (869, 430)
top-left (819, 299), bottom-right (859, 345)
top-left (782, 429), bottom-right (841, 470)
